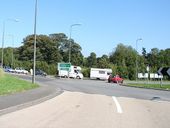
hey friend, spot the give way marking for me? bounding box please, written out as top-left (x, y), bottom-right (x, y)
top-left (112, 96), bottom-right (123, 114)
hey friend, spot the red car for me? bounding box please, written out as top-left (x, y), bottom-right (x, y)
top-left (108, 75), bottom-right (123, 84)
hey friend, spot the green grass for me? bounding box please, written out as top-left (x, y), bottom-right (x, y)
top-left (0, 73), bottom-right (39, 95)
top-left (127, 83), bottom-right (170, 90)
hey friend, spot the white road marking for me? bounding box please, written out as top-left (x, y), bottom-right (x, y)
top-left (112, 96), bottom-right (123, 114)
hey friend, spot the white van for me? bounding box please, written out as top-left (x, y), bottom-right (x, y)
top-left (58, 65), bottom-right (83, 79)
top-left (68, 66), bottom-right (83, 79)
top-left (90, 68), bottom-right (112, 80)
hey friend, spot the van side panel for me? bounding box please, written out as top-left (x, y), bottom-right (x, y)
top-left (90, 68), bottom-right (112, 80)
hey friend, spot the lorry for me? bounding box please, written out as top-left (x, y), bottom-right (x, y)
top-left (58, 63), bottom-right (83, 79)
top-left (90, 68), bottom-right (112, 80)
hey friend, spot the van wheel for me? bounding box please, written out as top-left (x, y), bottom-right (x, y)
top-left (76, 76), bottom-right (80, 79)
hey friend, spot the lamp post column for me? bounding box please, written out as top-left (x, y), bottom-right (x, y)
top-left (32, 0), bottom-right (38, 84)
top-left (68, 23), bottom-right (81, 63)
top-left (1, 21), bottom-right (5, 68)
top-left (7, 34), bottom-right (14, 68)
top-left (1, 19), bottom-right (19, 68)
top-left (135, 38), bottom-right (142, 81)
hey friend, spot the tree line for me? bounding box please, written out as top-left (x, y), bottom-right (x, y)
top-left (0, 33), bottom-right (170, 80)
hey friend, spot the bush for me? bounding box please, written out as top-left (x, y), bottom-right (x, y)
top-left (36, 61), bottom-right (57, 75)
top-left (48, 64), bottom-right (57, 75)
top-left (82, 67), bottom-right (90, 77)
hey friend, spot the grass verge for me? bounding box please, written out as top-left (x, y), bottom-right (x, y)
top-left (127, 83), bottom-right (170, 90)
top-left (0, 74), bottom-right (39, 95)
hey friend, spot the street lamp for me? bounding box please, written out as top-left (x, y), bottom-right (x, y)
top-left (32, 0), bottom-right (38, 84)
top-left (7, 34), bottom-right (14, 68)
top-left (69, 23), bottom-right (81, 63)
top-left (1, 19), bottom-right (19, 68)
top-left (135, 38), bottom-right (143, 81)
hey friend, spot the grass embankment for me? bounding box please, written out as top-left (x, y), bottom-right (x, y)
top-left (127, 83), bottom-right (170, 90)
top-left (0, 69), bottom-right (39, 95)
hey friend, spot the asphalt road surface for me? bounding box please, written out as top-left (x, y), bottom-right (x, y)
top-left (0, 75), bottom-right (170, 128)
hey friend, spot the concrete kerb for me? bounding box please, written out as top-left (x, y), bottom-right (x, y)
top-left (0, 86), bottom-right (63, 116)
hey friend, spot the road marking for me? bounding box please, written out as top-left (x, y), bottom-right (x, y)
top-left (112, 96), bottom-right (123, 114)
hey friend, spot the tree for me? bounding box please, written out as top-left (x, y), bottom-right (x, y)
top-left (49, 33), bottom-right (68, 49)
top-left (82, 57), bottom-right (88, 67)
top-left (87, 52), bottom-right (97, 67)
top-left (70, 42), bottom-right (83, 65)
top-left (97, 55), bottom-right (110, 68)
top-left (49, 33), bottom-right (68, 62)
top-left (17, 34), bottom-right (62, 64)
top-left (147, 48), bottom-right (160, 72)
top-left (109, 43), bottom-right (136, 79)
top-left (3, 47), bottom-right (13, 67)
top-left (49, 33), bottom-right (83, 65)
top-left (162, 48), bottom-right (170, 66)
top-left (142, 47), bottom-right (147, 58)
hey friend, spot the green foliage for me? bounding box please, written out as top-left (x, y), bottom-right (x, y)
top-left (36, 61), bottom-right (57, 75)
top-left (109, 43), bottom-right (136, 80)
top-left (97, 55), bottom-right (110, 68)
top-left (82, 67), bottom-right (90, 77)
top-left (36, 61), bottom-right (49, 71)
top-left (2, 33), bottom-right (83, 75)
top-left (127, 66), bottom-right (136, 80)
top-left (18, 34), bottom-right (63, 64)
top-left (0, 32), bottom-right (169, 80)
top-left (70, 42), bottom-right (83, 65)
top-left (87, 52), bottom-right (97, 67)
top-left (47, 64), bottom-right (57, 75)
top-left (109, 64), bottom-right (117, 76)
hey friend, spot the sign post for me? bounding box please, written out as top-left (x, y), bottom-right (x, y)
top-left (157, 67), bottom-right (170, 87)
top-left (147, 65), bottom-right (150, 84)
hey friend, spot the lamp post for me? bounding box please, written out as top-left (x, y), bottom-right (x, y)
top-left (32, 0), bottom-right (38, 84)
top-left (135, 38), bottom-right (143, 81)
top-left (7, 34), bottom-right (14, 68)
top-left (1, 19), bottom-right (19, 68)
top-left (69, 23), bottom-right (81, 63)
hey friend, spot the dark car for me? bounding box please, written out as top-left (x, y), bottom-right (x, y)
top-left (35, 69), bottom-right (47, 76)
top-left (108, 75), bottom-right (123, 84)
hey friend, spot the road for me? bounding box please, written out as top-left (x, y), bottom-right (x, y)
top-left (0, 75), bottom-right (170, 128)
top-left (21, 75), bottom-right (170, 101)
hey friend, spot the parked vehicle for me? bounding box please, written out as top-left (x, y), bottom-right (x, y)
top-left (58, 63), bottom-right (83, 79)
top-left (35, 69), bottom-right (47, 76)
top-left (90, 68), bottom-right (112, 80)
top-left (15, 67), bottom-right (29, 74)
top-left (4, 66), bottom-right (15, 73)
top-left (108, 75), bottom-right (123, 84)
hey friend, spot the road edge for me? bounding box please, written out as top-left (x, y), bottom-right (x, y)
top-left (0, 87), bottom-right (63, 116)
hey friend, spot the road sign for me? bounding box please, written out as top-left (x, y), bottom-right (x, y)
top-left (157, 67), bottom-right (163, 75)
top-left (167, 68), bottom-right (170, 76)
top-left (58, 63), bottom-right (71, 71)
top-left (157, 67), bottom-right (170, 77)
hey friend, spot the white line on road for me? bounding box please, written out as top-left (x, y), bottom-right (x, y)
top-left (112, 96), bottom-right (123, 114)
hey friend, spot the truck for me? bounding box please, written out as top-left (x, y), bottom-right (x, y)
top-left (90, 68), bottom-right (112, 80)
top-left (58, 63), bottom-right (83, 79)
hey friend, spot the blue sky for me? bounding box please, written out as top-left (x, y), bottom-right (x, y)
top-left (0, 0), bottom-right (170, 57)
